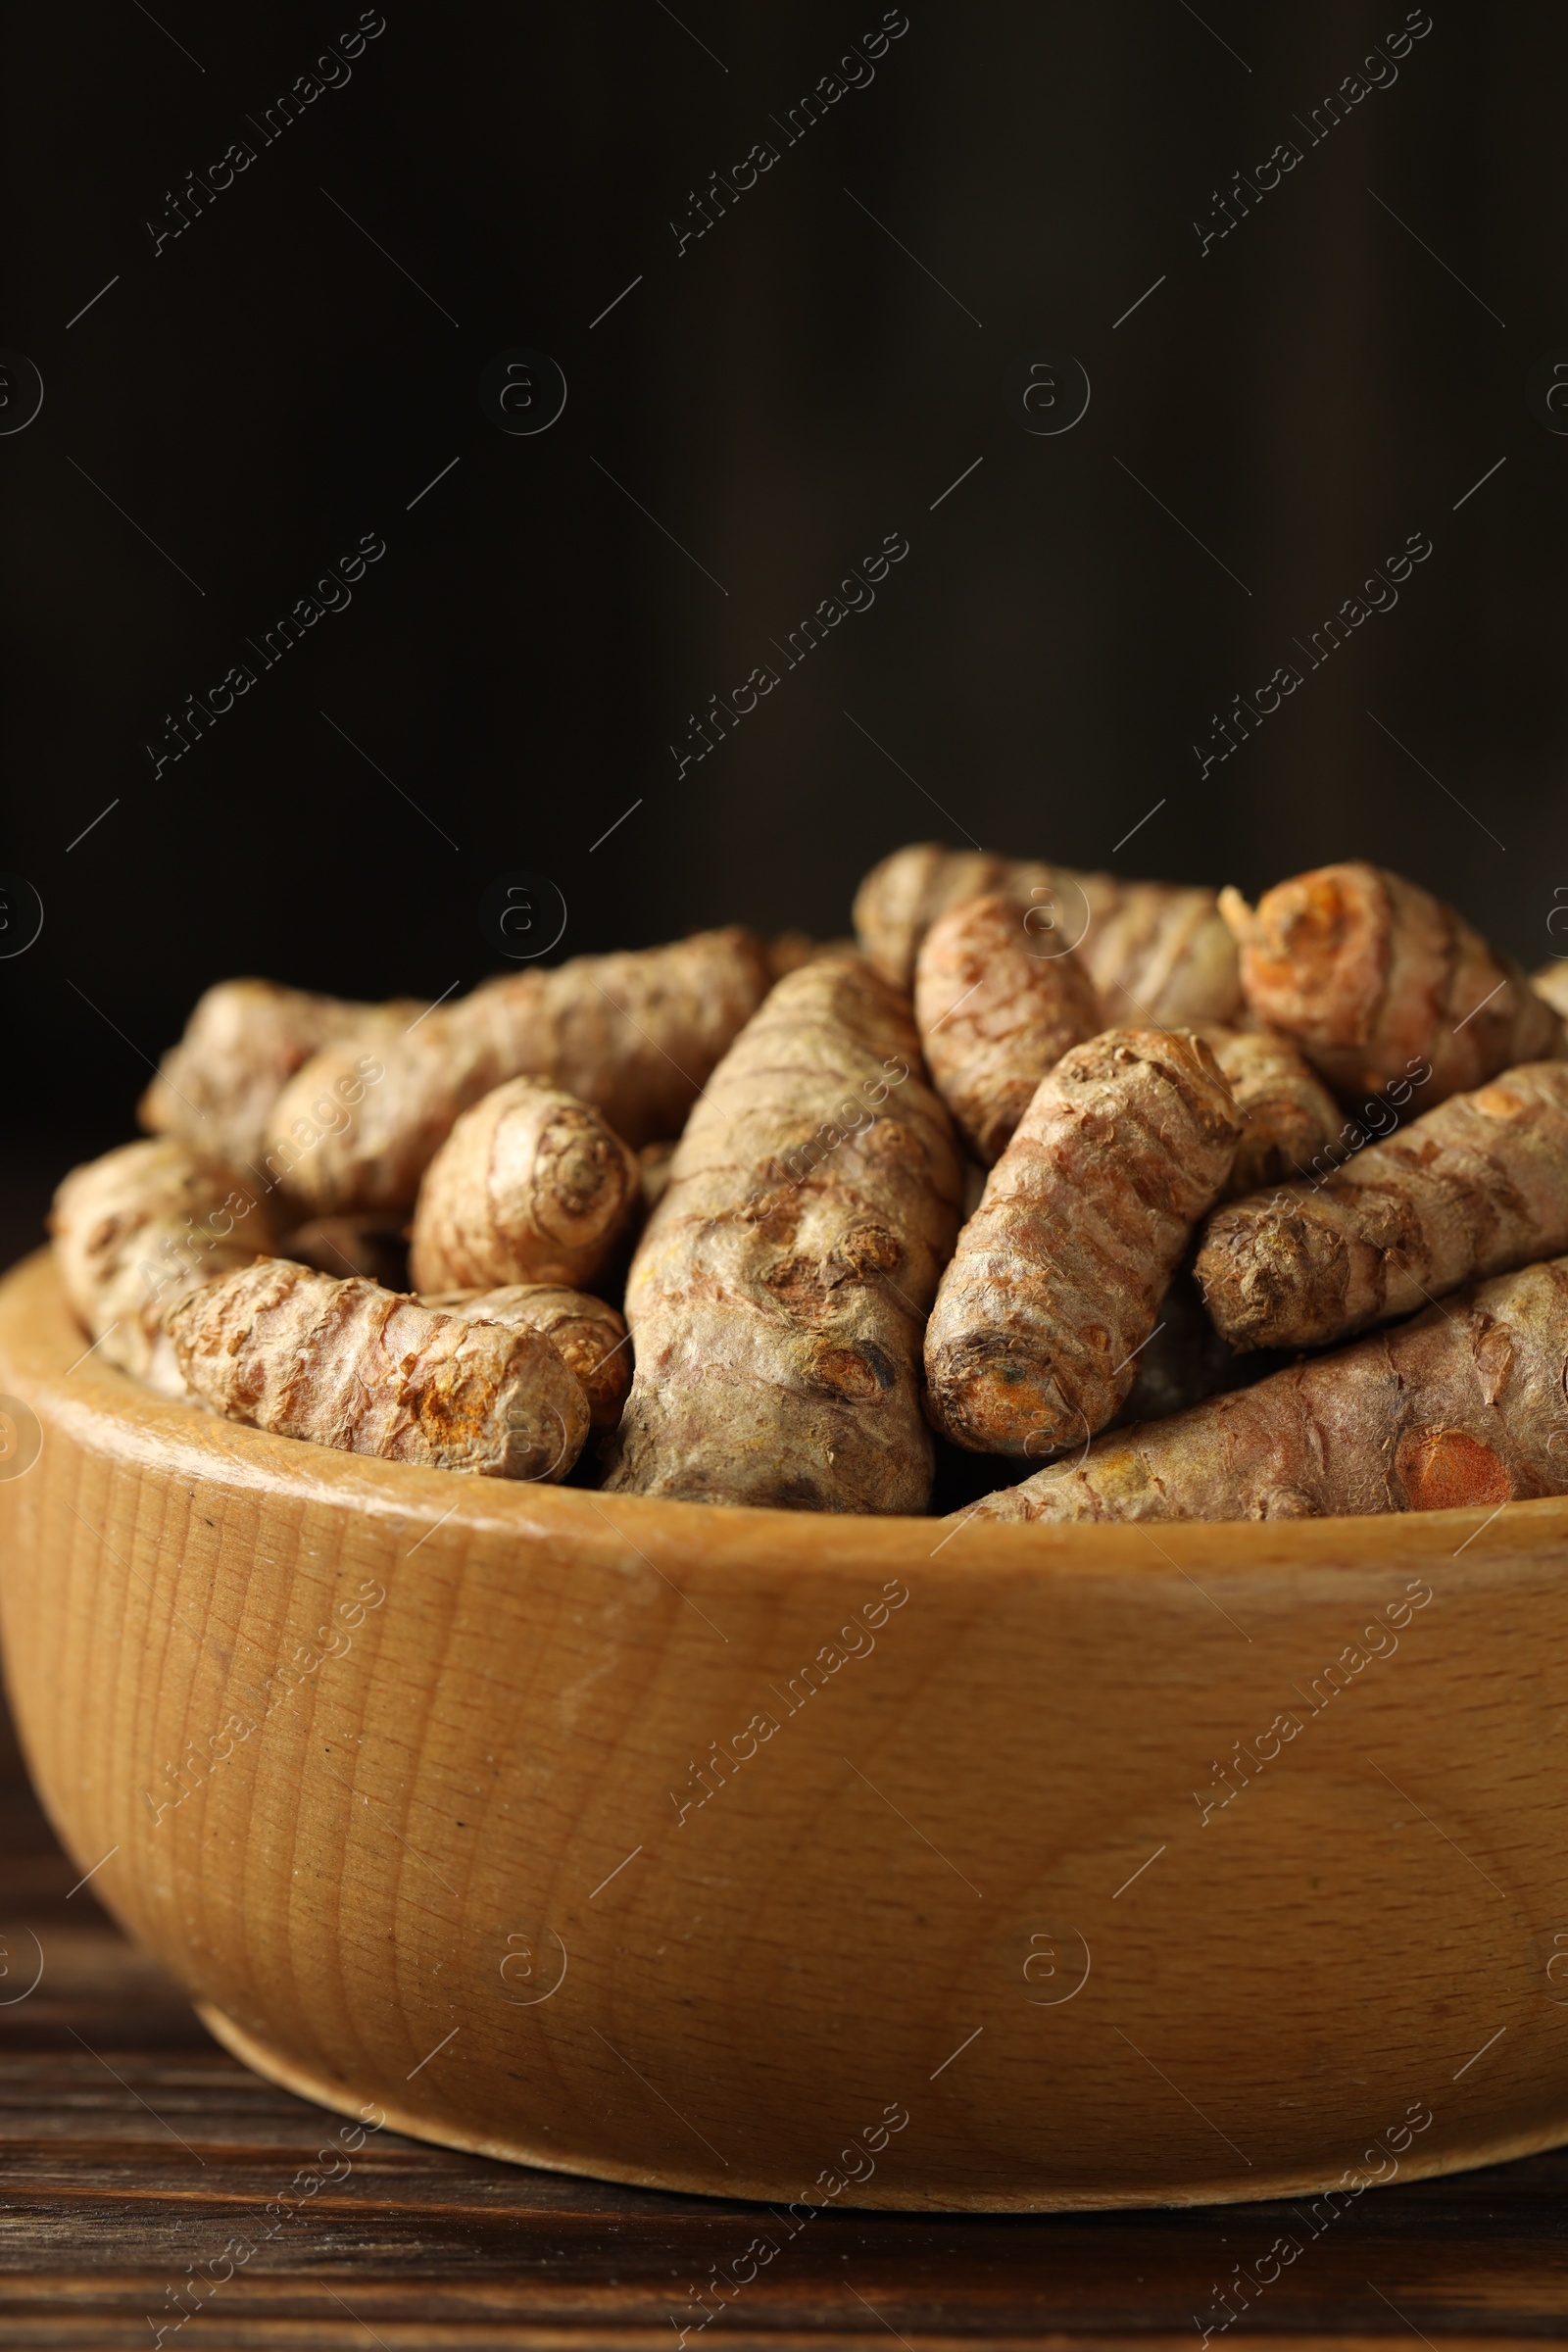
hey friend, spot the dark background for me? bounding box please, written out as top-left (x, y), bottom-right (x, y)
top-left (2, 0), bottom-right (1565, 1234)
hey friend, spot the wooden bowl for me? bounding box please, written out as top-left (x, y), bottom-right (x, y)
top-left (3, 1247), bottom-right (1567, 2213)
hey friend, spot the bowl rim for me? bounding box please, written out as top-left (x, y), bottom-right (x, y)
top-left (6, 1245), bottom-right (1564, 1584)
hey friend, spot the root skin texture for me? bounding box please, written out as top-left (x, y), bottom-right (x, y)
top-left (856, 846), bottom-right (1051, 993)
top-left (965, 1256), bottom-right (1568, 1525)
top-left (140, 978), bottom-right (419, 1168)
top-left (51, 1138), bottom-right (278, 1396)
top-left (168, 1260), bottom-right (588, 1480)
top-left (266, 929), bottom-right (772, 1216)
top-left (420, 1284), bottom-right (630, 1429)
top-left (1194, 1024), bottom-right (1344, 1199)
top-left (410, 1079), bottom-right (640, 1295)
top-left (924, 1027), bottom-right (1243, 1457)
top-left (914, 891), bottom-right (1102, 1164)
top-left (1222, 861), bottom-right (1562, 1105)
top-left (1197, 1058), bottom-right (1568, 1351)
top-left (601, 952), bottom-right (963, 1513)
top-left (853, 842), bottom-right (1242, 1023)
top-left (1073, 870), bottom-right (1242, 1029)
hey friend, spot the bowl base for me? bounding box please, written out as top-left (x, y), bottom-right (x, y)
top-left (196, 2002), bottom-right (1568, 2215)
top-left (195, 2002), bottom-right (615, 2182)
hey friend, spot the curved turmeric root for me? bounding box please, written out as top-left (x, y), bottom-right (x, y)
top-left (1194, 1025), bottom-right (1343, 1199)
top-left (854, 845), bottom-right (1049, 991)
top-left (1076, 871), bottom-right (1242, 1029)
top-left (264, 1024), bottom-right (480, 1220)
top-left (1221, 862), bottom-right (1562, 1105)
top-left (853, 842), bottom-right (1242, 1024)
top-left (1197, 1059), bottom-right (1568, 1352)
top-left (914, 891), bottom-right (1102, 1163)
top-left (421, 1284), bottom-right (630, 1428)
top-left (924, 1029), bottom-right (1242, 1456)
top-left (168, 1260), bottom-right (588, 1480)
top-left (964, 1257), bottom-right (1568, 1525)
top-left (267, 928), bottom-right (772, 1215)
top-left (139, 978), bottom-right (420, 1167)
top-left (410, 1079), bottom-right (640, 1294)
top-left (51, 1138), bottom-right (277, 1396)
top-left (602, 952), bottom-right (963, 1512)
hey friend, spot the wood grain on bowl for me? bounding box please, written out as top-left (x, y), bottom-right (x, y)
top-left (3, 1246), bottom-right (1568, 2213)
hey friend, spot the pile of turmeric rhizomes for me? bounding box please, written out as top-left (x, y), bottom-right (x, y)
top-left (50, 848), bottom-right (1568, 1525)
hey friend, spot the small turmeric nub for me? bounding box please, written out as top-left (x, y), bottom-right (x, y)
top-left (410, 1079), bottom-right (640, 1295)
top-left (420, 1284), bottom-right (631, 1429)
